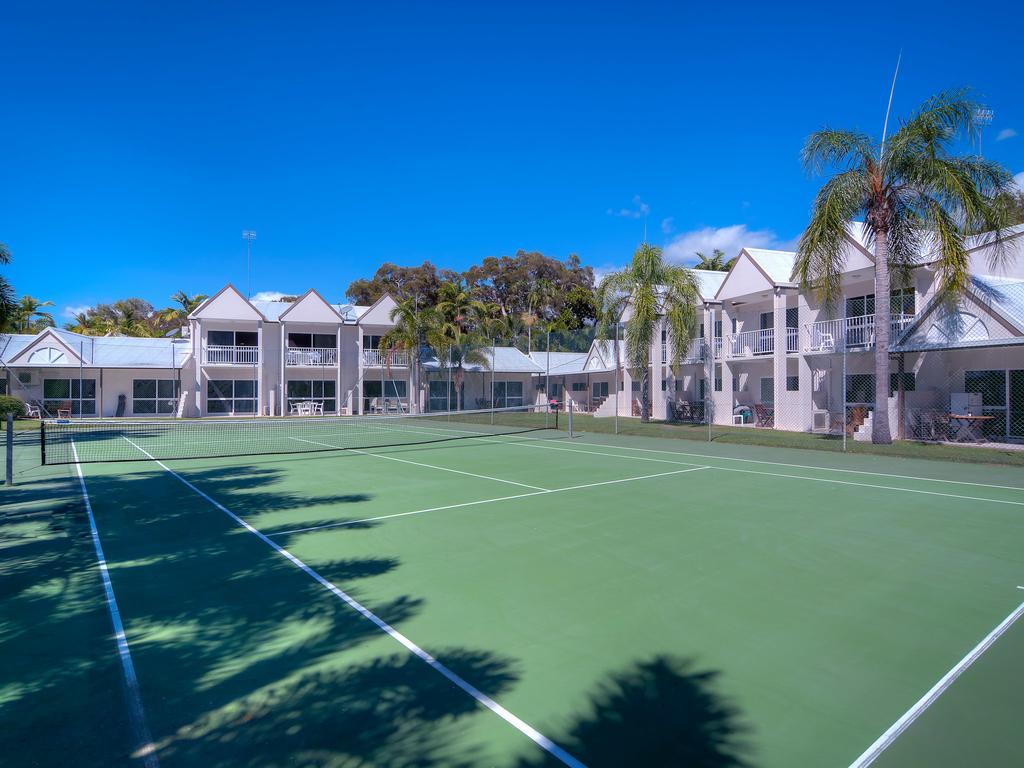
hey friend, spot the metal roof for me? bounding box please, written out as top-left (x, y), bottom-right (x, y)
top-left (529, 351), bottom-right (589, 375)
top-left (423, 345), bottom-right (543, 373)
top-left (2, 330), bottom-right (191, 368)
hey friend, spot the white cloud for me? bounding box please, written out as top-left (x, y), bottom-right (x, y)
top-left (996, 128), bottom-right (1017, 142)
top-left (1013, 171), bottom-right (1024, 191)
top-left (63, 304), bottom-right (92, 319)
top-left (607, 195), bottom-right (650, 219)
top-left (251, 290), bottom-right (290, 302)
top-left (663, 224), bottom-right (786, 265)
top-left (660, 217), bottom-right (674, 234)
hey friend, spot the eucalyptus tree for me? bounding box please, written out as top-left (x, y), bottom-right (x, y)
top-left (795, 89), bottom-right (1014, 443)
top-left (596, 243), bottom-right (700, 422)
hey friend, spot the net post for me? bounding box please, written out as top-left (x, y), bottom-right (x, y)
top-left (4, 413), bottom-right (12, 486)
top-left (39, 420), bottom-right (46, 466)
top-left (567, 399), bottom-right (574, 438)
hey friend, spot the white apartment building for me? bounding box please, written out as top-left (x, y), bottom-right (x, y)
top-left (3, 222), bottom-right (1023, 440)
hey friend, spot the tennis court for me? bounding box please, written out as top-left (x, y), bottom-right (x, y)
top-left (3, 407), bottom-right (1023, 767)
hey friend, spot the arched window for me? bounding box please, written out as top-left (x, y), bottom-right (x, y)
top-left (27, 346), bottom-right (68, 364)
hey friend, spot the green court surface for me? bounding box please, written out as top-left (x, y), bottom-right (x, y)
top-left (3, 420), bottom-right (1023, 767)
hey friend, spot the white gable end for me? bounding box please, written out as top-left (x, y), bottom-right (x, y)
top-left (716, 252), bottom-right (774, 301)
top-left (358, 295), bottom-right (398, 326)
top-left (279, 290), bottom-right (343, 323)
top-left (192, 285), bottom-right (263, 321)
top-left (8, 330), bottom-right (83, 366)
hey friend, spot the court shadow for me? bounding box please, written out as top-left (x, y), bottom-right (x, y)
top-left (1, 461), bottom-right (524, 767)
top-left (515, 655), bottom-right (754, 768)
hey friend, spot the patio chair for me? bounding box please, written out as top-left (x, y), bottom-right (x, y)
top-left (753, 403), bottom-right (774, 428)
top-left (368, 397), bottom-right (382, 414)
top-left (25, 402), bottom-right (42, 419)
top-left (57, 401), bottom-right (73, 419)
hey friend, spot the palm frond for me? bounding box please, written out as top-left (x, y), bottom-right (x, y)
top-left (801, 129), bottom-right (875, 174)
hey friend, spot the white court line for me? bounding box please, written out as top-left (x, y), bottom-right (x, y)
top-left (387, 419), bottom-right (1024, 494)
top-left (471, 437), bottom-right (1024, 508)
top-left (120, 438), bottom-right (584, 768)
top-left (72, 441), bottom-right (160, 768)
top-left (849, 599), bottom-right (1024, 767)
top-left (269, 466), bottom-right (711, 537)
top-left (287, 436), bottom-right (550, 491)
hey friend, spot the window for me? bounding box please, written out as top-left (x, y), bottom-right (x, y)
top-left (207, 379), bottom-right (258, 414)
top-left (846, 294), bottom-right (874, 318)
top-left (133, 379), bottom-right (179, 414)
top-left (786, 375), bottom-right (799, 392)
top-left (44, 378), bottom-right (97, 415)
top-left (891, 288), bottom-right (915, 316)
top-left (28, 346), bottom-right (68, 364)
top-left (571, 381), bottom-right (587, 392)
top-left (288, 332), bottom-right (335, 348)
top-left (0, 379), bottom-right (6, 396)
top-left (732, 376), bottom-right (738, 392)
top-left (890, 372), bottom-right (916, 394)
top-left (493, 380), bottom-right (524, 407)
top-left (715, 375), bottom-right (722, 392)
top-left (592, 382), bottom-right (609, 399)
top-left (429, 380), bottom-right (458, 411)
top-left (786, 307), bottom-right (799, 329)
top-left (363, 379), bottom-right (407, 411)
top-left (661, 379), bottom-right (667, 392)
top-left (759, 311), bottom-right (773, 330)
top-left (362, 334), bottom-right (383, 350)
top-left (731, 318), bottom-right (737, 334)
top-left (631, 381), bottom-right (641, 393)
top-left (698, 379), bottom-right (706, 400)
top-left (846, 374), bottom-right (875, 404)
top-left (714, 320), bottom-right (722, 339)
top-left (208, 330), bottom-right (257, 346)
top-left (287, 379), bottom-right (336, 413)
top-left (965, 370), bottom-right (1005, 406)
top-left (760, 377), bottom-right (774, 404)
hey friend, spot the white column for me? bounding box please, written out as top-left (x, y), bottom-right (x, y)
top-left (194, 318), bottom-right (203, 416)
top-left (257, 320), bottom-right (264, 416)
top-left (357, 326), bottom-right (364, 414)
top-left (798, 291), bottom-right (814, 431)
top-left (280, 321), bottom-right (286, 416)
top-left (773, 288), bottom-right (786, 427)
top-left (335, 325), bottom-right (342, 415)
top-left (704, 303), bottom-right (715, 420)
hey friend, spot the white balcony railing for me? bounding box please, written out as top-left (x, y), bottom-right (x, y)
top-left (803, 314), bottom-right (915, 353)
top-left (725, 328), bottom-right (799, 359)
top-left (204, 344), bottom-right (259, 365)
top-left (661, 337), bottom-right (706, 364)
top-left (362, 349), bottom-right (410, 367)
top-left (285, 347), bottom-right (338, 367)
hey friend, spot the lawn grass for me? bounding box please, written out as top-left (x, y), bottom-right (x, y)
top-left (571, 413), bottom-right (1024, 467)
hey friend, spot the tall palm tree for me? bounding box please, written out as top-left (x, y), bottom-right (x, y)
top-left (15, 296), bottom-right (55, 332)
top-left (0, 243), bottom-right (15, 332)
top-left (596, 243), bottom-right (700, 422)
top-left (693, 249), bottom-right (729, 271)
top-left (425, 321), bottom-right (490, 412)
top-left (795, 89), bottom-right (1014, 443)
top-left (156, 291), bottom-right (208, 333)
top-left (523, 278), bottom-right (553, 351)
top-left (378, 297), bottom-right (433, 413)
top-left (436, 280), bottom-right (488, 333)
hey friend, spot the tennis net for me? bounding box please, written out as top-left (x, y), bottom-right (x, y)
top-left (41, 404), bottom-right (560, 465)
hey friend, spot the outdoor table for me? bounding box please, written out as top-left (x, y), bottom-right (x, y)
top-left (948, 413), bottom-right (993, 443)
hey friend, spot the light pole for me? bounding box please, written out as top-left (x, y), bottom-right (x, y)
top-left (242, 231), bottom-right (257, 298)
top-left (975, 108), bottom-right (994, 154)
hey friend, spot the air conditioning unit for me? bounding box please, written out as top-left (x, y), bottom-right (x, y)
top-left (17, 371), bottom-right (36, 386)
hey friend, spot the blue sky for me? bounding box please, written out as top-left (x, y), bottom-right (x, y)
top-left (2, 1), bottom-right (1022, 320)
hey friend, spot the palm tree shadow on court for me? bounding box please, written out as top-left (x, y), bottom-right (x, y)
top-left (514, 655), bottom-right (754, 768)
top-left (2, 462), bottom-right (523, 767)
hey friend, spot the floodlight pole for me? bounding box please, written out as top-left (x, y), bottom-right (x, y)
top-left (242, 231), bottom-right (257, 299)
top-left (614, 323), bottom-right (620, 435)
top-left (975, 108), bottom-right (994, 154)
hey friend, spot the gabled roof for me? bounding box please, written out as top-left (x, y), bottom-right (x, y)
top-left (892, 275), bottom-right (1024, 353)
top-left (422, 345), bottom-right (542, 373)
top-left (529, 351), bottom-right (589, 375)
top-left (582, 339), bottom-right (624, 373)
top-left (278, 289), bottom-right (345, 323)
top-left (742, 249), bottom-right (798, 285)
top-left (3, 329), bottom-right (192, 368)
top-left (357, 294), bottom-right (399, 326)
top-left (715, 248), bottom-right (797, 302)
top-left (691, 269), bottom-right (727, 302)
top-left (189, 284), bottom-right (266, 321)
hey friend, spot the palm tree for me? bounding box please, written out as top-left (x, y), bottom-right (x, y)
top-left (596, 243), bottom-right (700, 422)
top-left (693, 249), bottom-right (729, 271)
top-left (378, 297), bottom-right (433, 413)
top-left (0, 243), bottom-right (15, 332)
top-left (425, 320), bottom-right (490, 412)
top-left (15, 296), bottom-right (55, 332)
top-left (436, 280), bottom-right (488, 333)
top-left (156, 291), bottom-right (208, 333)
top-left (795, 89), bottom-right (1014, 443)
top-left (64, 310), bottom-right (111, 336)
top-left (523, 278), bottom-right (554, 351)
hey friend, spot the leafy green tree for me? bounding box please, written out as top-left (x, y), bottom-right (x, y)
top-left (156, 291), bottom-right (208, 332)
top-left (795, 89), bottom-right (1014, 443)
top-left (346, 262), bottom-right (454, 306)
top-left (596, 243), bottom-right (700, 422)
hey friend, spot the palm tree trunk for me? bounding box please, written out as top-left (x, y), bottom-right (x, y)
top-left (872, 230), bottom-right (893, 444)
top-left (640, 370), bottom-right (651, 422)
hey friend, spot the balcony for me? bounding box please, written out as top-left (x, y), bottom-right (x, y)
top-left (726, 328), bottom-right (798, 359)
top-left (285, 347), bottom-right (337, 367)
top-left (803, 314), bottom-right (915, 353)
top-left (204, 344), bottom-right (259, 365)
top-left (660, 338), bottom-right (706, 365)
top-left (362, 349), bottom-right (410, 367)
